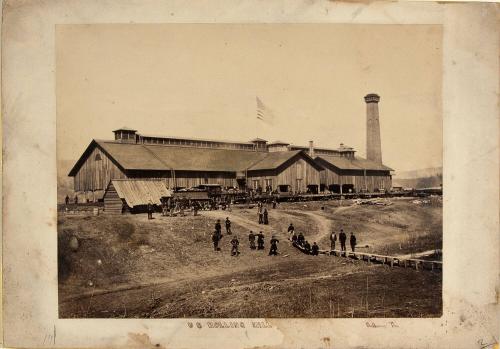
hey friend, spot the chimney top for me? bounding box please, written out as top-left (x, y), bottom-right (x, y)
top-left (364, 93), bottom-right (380, 103)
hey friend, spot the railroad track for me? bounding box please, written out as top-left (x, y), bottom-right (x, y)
top-left (292, 242), bottom-right (442, 272)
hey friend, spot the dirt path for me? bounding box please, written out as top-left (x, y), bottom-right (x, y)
top-left (299, 211), bottom-right (332, 243)
top-left (204, 210), bottom-right (264, 234)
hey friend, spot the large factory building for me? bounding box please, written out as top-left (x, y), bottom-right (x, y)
top-left (68, 94), bottom-right (393, 201)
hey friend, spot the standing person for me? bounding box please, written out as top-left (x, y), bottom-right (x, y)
top-left (215, 220), bottom-right (222, 239)
top-left (65, 194), bottom-right (70, 206)
top-left (257, 231), bottom-right (265, 250)
top-left (248, 231), bottom-right (256, 249)
top-left (258, 208), bottom-right (264, 224)
top-left (269, 235), bottom-right (279, 256)
top-left (350, 232), bottom-right (357, 252)
top-left (225, 217), bottom-right (232, 235)
top-left (230, 236), bottom-right (240, 256)
top-left (272, 199), bottom-right (277, 209)
top-left (212, 231), bottom-right (220, 251)
top-left (291, 232), bottom-right (298, 243)
top-left (330, 231), bottom-right (337, 251)
top-left (263, 208), bottom-right (269, 225)
top-left (287, 223), bottom-right (295, 236)
top-left (74, 195), bottom-right (78, 205)
top-left (311, 242), bottom-right (319, 256)
top-left (339, 229), bottom-right (347, 251)
top-left (147, 201), bottom-right (153, 220)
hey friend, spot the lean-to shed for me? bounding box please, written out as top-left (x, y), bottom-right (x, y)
top-left (104, 179), bottom-right (172, 214)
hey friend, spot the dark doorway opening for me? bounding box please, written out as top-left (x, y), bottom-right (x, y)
top-left (237, 178), bottom-right (246, 190)
top-left (342, 184), bottom-right (355, 193)
top-left (278, 185), bottom-right (290, 193)
top-left (307, 185), bottom-right (319, 194)
top-left (329, 184), bottom-right (340, 193)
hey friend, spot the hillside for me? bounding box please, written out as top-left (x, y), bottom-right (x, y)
top-left (392, 167), bottom-right (442, 189)
top-left (58, 198), bottom-right (442, 318)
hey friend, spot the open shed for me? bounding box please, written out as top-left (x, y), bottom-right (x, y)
top-left (104, 179), bottom-right (172, 214)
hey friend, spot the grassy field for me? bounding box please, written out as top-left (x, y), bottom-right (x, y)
top-left (58, 197), bottom-right (442, 318)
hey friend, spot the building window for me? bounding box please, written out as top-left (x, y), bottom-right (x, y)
top-left (252, 180), bottom-right (260, 190)
top-left (264, 179), bottom-right (273, 191)
top-left (95, 153), bottom-right (102, 161)
top-left (278, 185), bottom-right (289, 192)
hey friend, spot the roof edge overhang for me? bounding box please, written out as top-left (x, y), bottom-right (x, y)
top-left (68, 140), bottom-right (127, 176)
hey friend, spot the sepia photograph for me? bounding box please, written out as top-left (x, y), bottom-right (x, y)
top-left (2, 1), bottom-right (499, 348)
top-left (56, 23), bottom-right (443, 319)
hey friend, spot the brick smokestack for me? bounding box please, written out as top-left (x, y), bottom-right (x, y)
top-left (364, 93), bottom-right (382, 163)
top-left (308, 140), bottom-right (314, 158)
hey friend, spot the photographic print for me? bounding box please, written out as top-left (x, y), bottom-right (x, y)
top-left (56, 24), bottom-right (443, 319)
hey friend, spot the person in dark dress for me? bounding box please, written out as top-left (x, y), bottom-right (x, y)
top-left (350, 232), bottom-right (357, 252)
top-left (212, 231), bottom-right (220, 251)
top-left (215, 220), bottom-right (222, 239)
top-left (339, 230), bottom-right (347, 251)
top-left (65, 195), bottom-right (69, 206)
top-left (263, 208), bottom-right (269, 225)
top-left (269, 236), bottom-right (279, 256)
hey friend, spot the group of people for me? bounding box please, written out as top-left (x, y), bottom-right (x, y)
top-left (211, 219), bottom-right (280, 256)
top-left (257, 202), bottom-right (269, 225)
top-left (211, 217), bottom-right (359, 258)
top-left (287, 223), bottom-right (321, 255)
top-left (64, 195), bottom-right (79, 205)
top-left (329, 229), bottom-right (357, 252)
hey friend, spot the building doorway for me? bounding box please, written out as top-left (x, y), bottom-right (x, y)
top-left (342, 184), bottom-right (355, 193)
top-left (278, 185), bottom-right (290, 193)
top-left (237, 178), bottom-right (246, 190)
top-left (307, 185), bottom-right (319, 194)
top-left (329, 184), bottom-right (340, 193)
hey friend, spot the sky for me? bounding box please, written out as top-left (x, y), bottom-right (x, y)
top-left (56, 24), bottom-right (442, 173)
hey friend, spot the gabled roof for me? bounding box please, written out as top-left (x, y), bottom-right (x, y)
top-left (109, 179), bottom-right (171, 207)
top-left (98, 141), bottom-right (167, 170)
top-left (69, 140), bottom-right (271, 175)
top-left (137, 133), bottom-right (254, 145)
top-left (144, 144), bottom-right (268, 172)
top-left (268, 140), bottom-right (290, 146)
top-left (113, 127), bottom-right (137, 132)
top-left (250, 138), bottom-right (267, 143)
top-left (316, 155), bottom-right (393, 171)
top-left (248, 150), bottom-right (302, 171)
top-left (70, 139), bottom-right (334, 176)
top-left (249, 151), bottom-right (324, 171)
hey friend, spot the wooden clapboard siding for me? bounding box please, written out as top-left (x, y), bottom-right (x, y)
top-left (103, 182), bottom-right (124, 214)
top-left (126, 170), bottom-right (236, 188)
top-left (248, 158), bottom-right (321, 192)
top-left (319, 166), bottom-right (392, 192)
top-left (74, 147), bottom-right (126, 192)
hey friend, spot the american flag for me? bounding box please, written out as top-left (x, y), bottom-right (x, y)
top-left (256, 97), bottom-right (275, 126)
